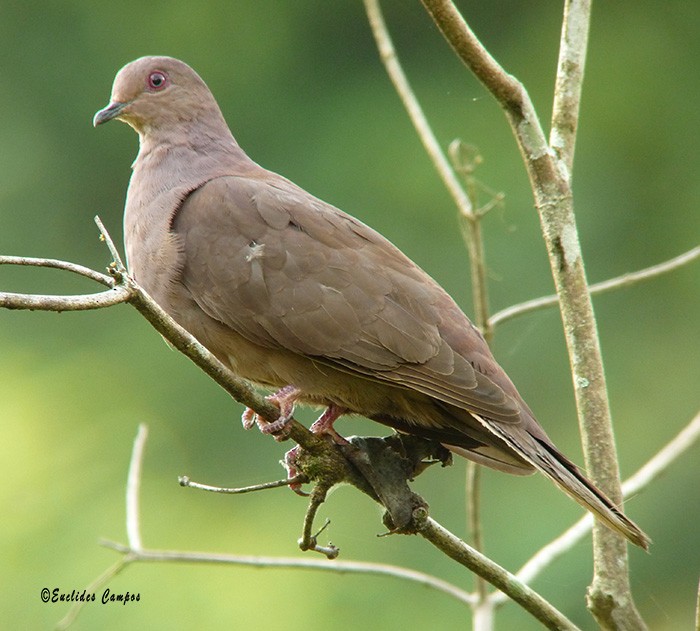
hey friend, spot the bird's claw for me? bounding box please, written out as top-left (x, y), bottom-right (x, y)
top-left (283, 446), bottom-right (309, 496)
top-left (240, 385), bottom-right (301, 438)
top-left (241, 407), bottom-right (257, 430)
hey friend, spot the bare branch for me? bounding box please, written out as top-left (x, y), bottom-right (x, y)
top-left (99, 539), bottom-right (477, 606)
top-left (449, 141), bottom-right (494, 341)
top-left (126, 423), bottom-right (148, 551)
top-left (55, 557), bottom-right (133, 630)
top-left (421, 1), bottom-right (646, 625)
top-left (95, 215), bottom-right (126, 271)
top-left (363, 0), bottom-right (473, 219)
top-left (0, 288), bottom-right (128, 311)
top-left (490, 245), bottom-right (700, 328)
top-left (416, 514), bottom-right (580, 631)
top-left (179, 474), bottom-right (307, 494)
top-left (550, 0), bottom-right (591, 171)
top-left (0, 254), bottom-right (127, 310)
top-left (298, 484), bottom-right (339, 559)
top-left (0, 254), bottom-right (113, 286)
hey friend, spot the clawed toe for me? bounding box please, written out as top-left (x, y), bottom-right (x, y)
top-left (283, 446), bottom-right (309, 496)
top-left (241, 385), bottom-right (302, 436)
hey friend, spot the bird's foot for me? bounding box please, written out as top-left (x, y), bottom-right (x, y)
top-left (282, 447), bottom-right (309, 496)
top-left (309, 404), bottom-right (351, 446)
top-left (282, 404), bottom-right (350, 496)
top-left (241, 385), bottom-right (301, 439)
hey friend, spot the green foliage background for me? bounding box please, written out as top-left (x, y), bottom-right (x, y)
top-left (1, 2), bottom-right (697, 629)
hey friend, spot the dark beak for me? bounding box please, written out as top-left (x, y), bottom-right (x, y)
top-left (93, 101), bottom-right (128, 127)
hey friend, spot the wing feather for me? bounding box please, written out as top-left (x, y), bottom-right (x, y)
top-left (172, 174), bottom-right (522, 424)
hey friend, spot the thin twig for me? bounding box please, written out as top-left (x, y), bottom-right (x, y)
top-left (364, 4), bottom-right (495, 610)
top-left (0, 253), bottom-right (125, 310)
top-left (95, 215), bottom-right (126, 271)
top-left (490, 245), bottom-right (700, 328)
top-left (55, 556), bottom-right (134, 630)
top-left (0, 288), bottom-right (128, 311)
top-left (549, 0), bottom-right (591, 172)
top-left (299, 485), bottom-right (339, 559)
top-left (491, 409), bottom-right (700, 605)
top-left (99, 539), bottom-right (477, 606)
top-left (449, 140), bottom-right (494, 342)
top-left (465, 462), bottom-right (487, 602)
top-left (126, 423), bottom-right (148, 551)
top-left (0, 255), bottom-right (113, 287)
top-left (421, 1), bottom-right (646, 624)
top-left (55, 424), bottom-right (150, 628)
top-left (363, 0), bottom-right (473, 219)
top-left (179, 474), bottom-right (307, 494)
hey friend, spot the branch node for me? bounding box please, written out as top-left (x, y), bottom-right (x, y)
top-left (298, 483), bottom-right (339, 558)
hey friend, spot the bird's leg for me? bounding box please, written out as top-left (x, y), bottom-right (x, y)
top-left (283, 403), bottom-right (349, 495)
top-left (308, 403), bottom-right (350, 445)
top-left (241, 385), bottom-right (301, 436)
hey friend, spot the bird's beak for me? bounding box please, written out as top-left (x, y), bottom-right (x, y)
top-left (93, 101), bottom-right (129, 127)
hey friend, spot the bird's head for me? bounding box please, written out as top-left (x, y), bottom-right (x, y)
top-left (93, 56), bottom-right (225, 137)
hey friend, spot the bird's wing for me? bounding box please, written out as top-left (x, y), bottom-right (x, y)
top-left (172, 174), bottom-right (521, 424)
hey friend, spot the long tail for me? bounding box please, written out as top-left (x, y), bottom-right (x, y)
top-left (473, 414), bottom-right (651, 550)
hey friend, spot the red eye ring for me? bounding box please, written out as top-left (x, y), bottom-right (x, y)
top-left (147, 71), bottom-right (168, 91)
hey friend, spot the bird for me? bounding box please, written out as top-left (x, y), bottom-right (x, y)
top-left (94, 55), bottom-right (649, 549)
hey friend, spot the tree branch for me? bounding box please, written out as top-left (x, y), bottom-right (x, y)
top-left (420, 1), bottom-right (646, 626)
top-left (363, 0), bottom-right (473, 219)
top-left (179, 474), bottom-right (308, 494)
top-left (99, 540), bottom-right (479, 605)
top-left (0, 287), bottom-right (128, 311)
top-left (126, 423), bottom-right (147, 551)
top-left (0, 254), bottom-right (125, 310)
top-left (550, 0), bottom-right (591, 172)
top-left (416, 515), bottom-right (580, 631)
top-left (0, 254), bottom-right (113, 286)
top-left (489, 245), bottom-right (700, 328)
top-left (363, 1), bottom-right (497, 612)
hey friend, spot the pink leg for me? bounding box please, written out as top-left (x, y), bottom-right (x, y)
top-left (240, 385), bottom-right (302, 436)
top-left (308, 404), bottom-right (350, 445)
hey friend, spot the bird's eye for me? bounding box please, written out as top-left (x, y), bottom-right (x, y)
top-left (147, 71), bottom-right (168, 91)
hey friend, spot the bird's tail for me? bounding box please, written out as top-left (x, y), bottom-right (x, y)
top-left (472, 414), bottom-right (651, 550)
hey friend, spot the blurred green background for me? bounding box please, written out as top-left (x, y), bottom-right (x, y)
top-left (1, 1), bottom-right (698, 629)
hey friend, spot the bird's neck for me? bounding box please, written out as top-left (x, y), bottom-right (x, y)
top-left (132, 127), bottom-right (258, 193)
top-left (123, 128), bottom-right (262, 279)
